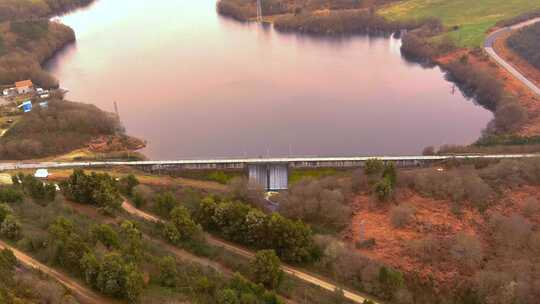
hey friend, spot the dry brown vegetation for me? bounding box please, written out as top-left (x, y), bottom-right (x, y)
top-left (338, 158), bottom-right (540, 303)
top-left (277, 176), bottom-right (352, 232)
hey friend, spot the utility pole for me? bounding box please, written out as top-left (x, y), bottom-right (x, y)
top-left (113, 101), bottom-right (120, 118)
top-left (256, 0), bottom-right (263, 22)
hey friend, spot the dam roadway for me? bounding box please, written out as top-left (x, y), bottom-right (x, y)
top-left (1, 153), bottom-right (539, 190)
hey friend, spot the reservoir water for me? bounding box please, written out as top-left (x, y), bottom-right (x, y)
top-left (46, 0), bottom-right (493, 159)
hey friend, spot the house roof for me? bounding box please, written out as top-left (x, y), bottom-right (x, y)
top-left (15, 80), bottom-right (33, 88)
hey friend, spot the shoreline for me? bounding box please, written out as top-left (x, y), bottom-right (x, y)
top-left (0, 0), bottom-right (146, 161)
top-left (216, 3), bottom-right (540, 148)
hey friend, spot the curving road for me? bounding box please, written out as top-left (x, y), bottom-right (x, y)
top-left (484, 17), bottom-right (540, 96)
top-left (121, 201), bottom-right (378, 304)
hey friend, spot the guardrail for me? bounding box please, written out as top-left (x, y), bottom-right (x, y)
top-left (1, 153), bottom-right (539, 171)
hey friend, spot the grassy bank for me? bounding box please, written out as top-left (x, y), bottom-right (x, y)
top-left (379, 0), bottom-right (540, 47)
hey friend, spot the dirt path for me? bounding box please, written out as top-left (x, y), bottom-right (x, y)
top-left (121, 201), bottom-right (378, 304)
top-left (0, 240), bottom-right (116, 304)
top-left (68, 201), bottom-right (227, 274)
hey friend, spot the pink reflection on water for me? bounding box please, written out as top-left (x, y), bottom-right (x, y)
top-left (46, 0), bottom-right (492, 159)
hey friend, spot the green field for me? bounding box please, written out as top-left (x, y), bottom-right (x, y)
top-left (379, 0), bottom-right (540, 47)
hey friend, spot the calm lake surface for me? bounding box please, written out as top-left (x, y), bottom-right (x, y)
top-left (46, 0), bottom-right (492, 159)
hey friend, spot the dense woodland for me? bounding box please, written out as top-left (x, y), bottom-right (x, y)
top-left (0, 0), bottom-right (94, 88)
top-left (0, 100), bottom-right (123, 159)
top-left (507, 23), bottom-right (540, 69)
top-left (218, 0), bottom-right (405, 34)
top-left (0, 0), bottom-right (94, 22)
top-left (444, 52), bottom-right (529, 135)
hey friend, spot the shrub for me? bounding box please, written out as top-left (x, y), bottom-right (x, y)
top-left (62, 169), bottom-right (122, 213)
top-left (228, 177), bottom-right (265, 208)
top-left (16, 173), bottom-right (56, 203)
top-left (250, 250), bottom-right (283, 290)
top-left (413, 169), bottom-right (493, 207)
top-left (278, 177), bottom-right (351, 232)
top-left (164, 206), bottom-right (203, 244)
top-left (0, 203), bottom-right (12, 223)
top-left (119, 174), bottom-right (139, 197)
top-left (374, 177), bottom-right (393, 202)
top-left (523, 196), bottom-right (540, 216)
top-left (90, 224), bottom-right (120, 249)
top-left (390, 204), bottom-right (415, 228)
top-left (406, 235), bottom-right (442, 263)
top-left (378, 266), bottom-right (404, 299)
top-left (0, 187), bottom-right (23, 204)
top-left (364, 159), bottom-right (385, 177)
top-left (96, 254), bottom-right (130, 297)
top-left (119, 221), bottom-right (143, 263)
top-left (0, 215), bottom-right (21, 240)
top-left (490, 213), bottom-right (532, 249)
top-left (158, 256), bottom-right (178, 288)
top-left (450, 233), bottom-right (483, 269)
top-left (132, 192), bottom-right (145, 208)
top-left (48, 217), bottom-right (89, 272)
top-left (154, 192), bottom-right (177, 218)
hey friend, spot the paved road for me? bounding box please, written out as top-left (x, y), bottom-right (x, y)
top-left (0, 240), bottom-right (115, 304)
top-left (121, 201), bottom-right (378, 304)
top-left (1, 154), bottom-right (540, 171)
top-left (484, 17), bottom-right (540, 96)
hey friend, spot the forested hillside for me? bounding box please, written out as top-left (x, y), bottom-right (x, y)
top-left (0, 0), bottom-right (94, 87)
top-left (0, 100), bottom-right (123, 159)
top-left (0, 0), bottom-right (94, 21)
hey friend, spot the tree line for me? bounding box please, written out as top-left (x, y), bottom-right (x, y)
top-left (0, 0), bottom-right (94, 22)
top-left (190, 196), bottom-right (318, 264)
top-left (507, 22), bottom-right (540, 69)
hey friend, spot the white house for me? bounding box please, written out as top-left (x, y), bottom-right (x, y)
top-left (15, 80), bottom-right (34, 95)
